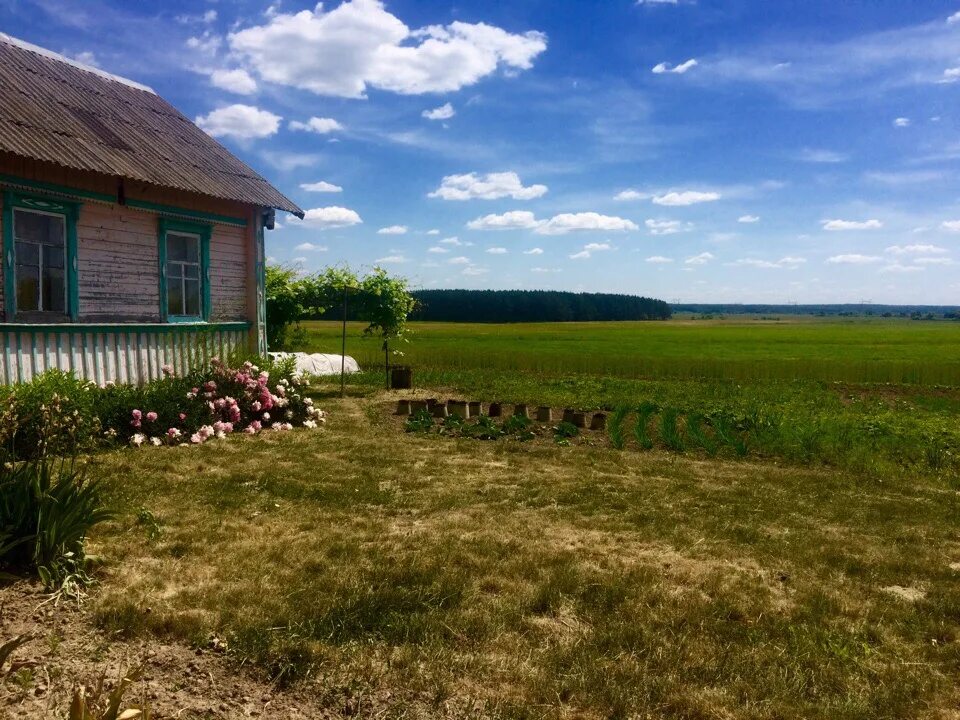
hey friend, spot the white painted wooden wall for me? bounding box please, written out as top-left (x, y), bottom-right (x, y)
top-left (0, 324), bottom-right (249, 385)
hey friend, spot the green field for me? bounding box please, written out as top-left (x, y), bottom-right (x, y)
top-left (299, 317), bottom-right (960, 385)
top-left (298, 317), bottom-right (960, 481)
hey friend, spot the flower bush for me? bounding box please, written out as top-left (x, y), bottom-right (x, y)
top-left (114, 357), bottom-right (325, 447)
top-left (0, 356), bottom-right (326, 459)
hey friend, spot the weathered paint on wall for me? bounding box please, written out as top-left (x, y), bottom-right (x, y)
top-left (76, 201), bottom-right (161, 321)
top-left (0, 155), bottom-right (254, 324)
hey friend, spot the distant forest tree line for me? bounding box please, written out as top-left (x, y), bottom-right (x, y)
top-left (674, 303), bottom-right (960, 318)
top-left (406, 290), bottom-right (671, 323)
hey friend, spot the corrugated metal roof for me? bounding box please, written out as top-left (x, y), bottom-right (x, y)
top-left (0, 34), bottom-right (303, 217)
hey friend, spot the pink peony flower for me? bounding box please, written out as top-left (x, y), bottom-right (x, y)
top-left (167, 427), bottom-right (181, 439)
top-left (251, 401), bottom-right (262, 412)
top-left (190, 432), bottom-right (203, 444)
top-left (131, 409), bottom-right (142, 419)
top-left (161, 364), bottom-right (174, 377)
top-left (179, 413), bottom-right (187, 421)
top-left (261, 412), bottom-right (270, 422)
top-left (146, 411), bottom-right (158, 422)
top-left (249, 420), bottom-right (261, 432)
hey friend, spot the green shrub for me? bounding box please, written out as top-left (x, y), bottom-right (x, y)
top-left (463, 416), bottom-right (502, 440)
top-left (553, 421), bottom-right (579, 440)
top-left (405, 410), bottom-right (434, 433)
top-left (0, 371), bottom-right (103, 461)
top-left (0, 458), bottom-right (111, 591)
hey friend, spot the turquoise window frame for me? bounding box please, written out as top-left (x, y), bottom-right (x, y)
top-left (2, 190), bottom-right (81, 321)
top-left (158, 218), bottom-right (212, 323)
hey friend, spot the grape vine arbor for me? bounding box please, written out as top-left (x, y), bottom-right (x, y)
top-left (265, 265), bottom-right (418, 393)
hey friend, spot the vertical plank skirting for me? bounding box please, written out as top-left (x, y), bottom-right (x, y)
top-left (0, 323), bottom-right (251, 386)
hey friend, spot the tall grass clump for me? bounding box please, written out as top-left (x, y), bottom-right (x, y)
top-left (608, 405), bottom-right (630, 449)
top-left (634, 402), bottom-right (657, 450)
top-left (686, 412), bottom-right (718, 456)
top-left (0, 458), bottom-right (111, 592)
top-left (659, 408), bottom-right (686, 452)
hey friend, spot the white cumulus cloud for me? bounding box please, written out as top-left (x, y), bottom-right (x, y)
top-left (645, 219), bottom-right (691, 235)
top-left (880, 263), bottom-right (924, 274)
top-left (289, 116), bottom-right (343, 134)
top-left (295, 242), bottom-right (328, 252)
top-left (377, 225), bottom-right (408, 235)
top-left (467, 210), bottom-right (541, 230)
top-left (427, 246), bottom-right (448, 253)
top-left (652, 190), bottom-right (721, 206)
top-left (893, 117), bottom-right (911, 127)
top-left (422, 102), bottom-right (455, 120)
top-left (430, 172), bottom-right (547, 201)
top-left (728, 256), bottom-right (806, 269)
top-left (294, 206), bottom-right (363, 229)
top-left (685, 252), bottom-right (714, 265)
top-left (645, 255), bottom-right (674, 264)
top-left (523, 248), bottom-right (544, 255)
top-left (941, 220), bottom-right (960, 232)
top-left (228, 0), bottom-right (548, 98)
top-left (822, 219), bottom-right (883, 231)
top-left (440, 236), bottom-right (464, 245)
top-left (448, 256), bottom-right (471, 265)
top-left (738, 215), bottom-right (760, 223)
top-left (652, 58), bottom-right (698, 74)
top-left (486, 247), bottom-right (508, 254)
top-left (796, 148), bottom-right (848, 163)
top-left (535, 213), bottom-right (638, 235)
top-left (210, 68), bottom-right (258, 95)
top-left (300, 181), bottom-right (343, 193)
top-left (614, 189), bottom-right (648, 201)
top-left (826, 254), bottom-right (882, 264)
top-left (375, 255), bottom-right (407, 264)
top-left (885, 244), bottom-right (947, 255)
top-left (467, 211), bottom-right (637, 234)
top-left (195, 104), bottom-right (280, 139)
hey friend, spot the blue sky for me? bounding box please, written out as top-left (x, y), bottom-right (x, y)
top-left (3, 0), bottom-right (960, 303)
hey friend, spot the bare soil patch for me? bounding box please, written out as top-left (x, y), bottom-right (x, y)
top-left (1, 582), bottom-right (331, 719)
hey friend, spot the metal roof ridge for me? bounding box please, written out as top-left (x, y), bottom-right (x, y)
top-left (0, 32), bottom-right (156, 94)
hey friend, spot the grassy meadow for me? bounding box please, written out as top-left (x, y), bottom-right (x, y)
top-left (36, 315), bottom-right (959, 718)
top-left (300, 316), bottom-right (960, 481)
top-left (299, 316), bottom-right (960, 384)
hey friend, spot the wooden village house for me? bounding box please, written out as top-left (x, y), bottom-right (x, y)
top-left (0, 33), bottom-right (303, 385)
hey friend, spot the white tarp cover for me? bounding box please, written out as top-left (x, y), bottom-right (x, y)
top-left (268, 352), bottom-right (360, 377)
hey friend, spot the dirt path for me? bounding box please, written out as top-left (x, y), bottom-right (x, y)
top-left (1, 582), bottom-right (336, 719)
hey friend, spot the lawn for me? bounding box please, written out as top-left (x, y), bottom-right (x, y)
top-left (86, 390), bottom-right (959, 719)
top-left (7, 316), bottom-right (958, 718)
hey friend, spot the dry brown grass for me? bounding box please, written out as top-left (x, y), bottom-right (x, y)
top-left (79, 390), bottom-right (960, 719)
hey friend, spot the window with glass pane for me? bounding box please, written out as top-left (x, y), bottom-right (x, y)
top-left (14, 209), bottom-right (66, 314)
top-left (166, 232), bottom-right (201, 317)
